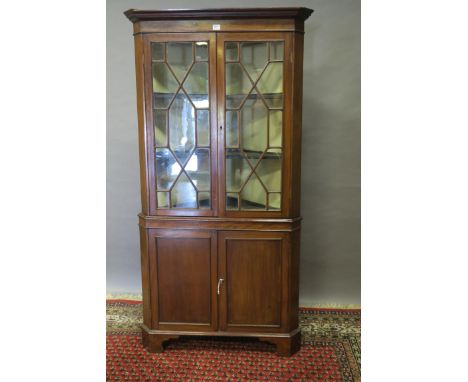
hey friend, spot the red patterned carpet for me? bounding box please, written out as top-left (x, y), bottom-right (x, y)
top-left (106, 300), bottom-right (360, 381)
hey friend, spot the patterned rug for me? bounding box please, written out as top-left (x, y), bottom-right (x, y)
top-left (107, 300), bottom-right (361, 381)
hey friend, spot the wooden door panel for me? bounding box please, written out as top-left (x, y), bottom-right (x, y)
top-left (227, 239), bottom-right (282, 326)
top-left (148, 229), bottom-right (217, 330)
top-left (219, 231), bottom-right (289, 331)
top-left (157, 238), bottom-right (211, 323)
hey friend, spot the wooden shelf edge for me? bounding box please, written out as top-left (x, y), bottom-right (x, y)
top-left (138, 214), bottom-right (302, 232)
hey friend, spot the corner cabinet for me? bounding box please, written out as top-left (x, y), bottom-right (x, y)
top-left (125, 7), bottom-right (313, 356)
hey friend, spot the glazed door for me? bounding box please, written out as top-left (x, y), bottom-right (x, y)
top-left (217, 231), bottom-right (289, 332)
top-left (217, 33), bottom-right (293, 218)
top-left (148, 229), bottom-right (218, 331)
top-left (144, 33), bottom-right (218, 216)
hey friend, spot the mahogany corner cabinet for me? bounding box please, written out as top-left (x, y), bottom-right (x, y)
top-left (124, 7), bottom-right (313, 356)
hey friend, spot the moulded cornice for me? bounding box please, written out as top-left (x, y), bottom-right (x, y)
top-left (124, 7), bottom-right (313, 23)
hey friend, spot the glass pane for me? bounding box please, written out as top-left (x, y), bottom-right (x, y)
top-left (226, 111), bottom-right (238, 147)
top-left (154, 40), bottom-right (211, 211)
top-left (186, 148), bottom-right (210, 191)
top-left (154, 109), bottom-right (167, 147)
top-left (171, 172), bottom-right (197, 208)
top-left (225, 42), bottom-right (238, 61)
top-left (183, 62), bottom-right (209, 108)
top-left (240, 173), bottom-right (266, 210)
top-left (152, 62), bottom-right (178, 108)
top-left (226, 149), bottom-right (251, 192)
top-left (224, 40), bottom-right (284, 212)
top-left (169, 92), bottom-right (195, 166)
top-left (225, 63), bottom-right (252, 109)
top-left (256, 149), bottom-right (282, 192)
top-left (226, 193), bottom-right (239, 210)
top-left (195, 42), bottom-right (208, 61)
top-left (240, 42), bottom-right (268, 81)
top-left (198, 192), bottom-right (210, 208)
top-left (197, 110), bottom-right (210, 146)
top-left (167, 42), bottom-right (193, 81)
top-left (157, 192), bottom-right (169, 208)
top-left (270, 41), bottom-right (284, 61)
top-left (257, 62), bottom-right (283, 108)
top-left (240, 95), bottom-right (268, 153)
top-left (152, 42), bottom-right (165, 61)
top-left (269, 110), bottom-right (282, 147)
top-left (268, 193), bottom-right (281, 210)
top-left (155, 148), bottom-right (180, 190)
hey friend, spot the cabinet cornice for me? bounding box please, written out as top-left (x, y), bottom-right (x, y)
top-left (125, 7), bottom-right (313, 23)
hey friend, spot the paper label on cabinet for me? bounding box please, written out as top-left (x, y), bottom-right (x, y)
top-left (212, 24), bottom-right (221, 30)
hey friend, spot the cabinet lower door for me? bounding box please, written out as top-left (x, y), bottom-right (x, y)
top-left (148, 229), bottom-right (218, 331)
top-left (218, 231), bottom-right (289, 332)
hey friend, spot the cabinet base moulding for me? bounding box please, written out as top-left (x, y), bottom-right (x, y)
top-left (141, 324), bottom-right (301, 356)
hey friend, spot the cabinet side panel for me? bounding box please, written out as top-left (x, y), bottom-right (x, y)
top-left (156, 237), bottom-right (212, 324)
top-left (134, 34), bottom-right (150, 214)
top-left (288, 228), bottom-right (301, 330)
top-left (139, 227), bottom-right (151, 326)
top-left (290, 32), bottom-right (304, 217)
top-left (226, 239), bottom-right (282, 326)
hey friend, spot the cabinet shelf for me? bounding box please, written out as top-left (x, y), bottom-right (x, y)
top-left (226, 148), bottom-right (282, 159)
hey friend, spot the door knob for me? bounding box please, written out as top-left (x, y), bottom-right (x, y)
top-left (217, 278), bottom-right (224, 295)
